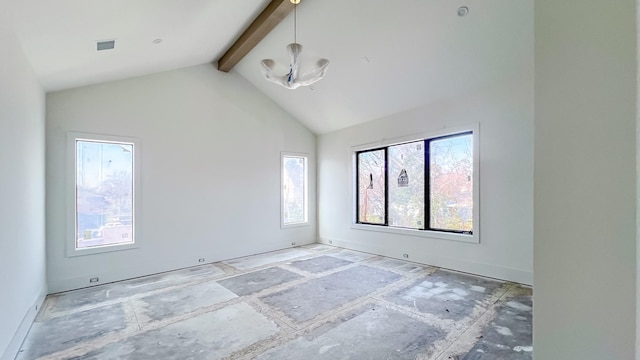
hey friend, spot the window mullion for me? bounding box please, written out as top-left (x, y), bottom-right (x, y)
top-left (384, 148), bottom-right (389, 226)
top-left (355, 152), bottom-right (361, 223)
top-left (424, 139), bottom-right (431, 231)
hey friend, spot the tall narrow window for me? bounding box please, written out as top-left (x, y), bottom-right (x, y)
top-left (388, 141), bottom-right (425, 229)
top-left (282, 154), bottom-right (308, 227)
top-left (68, 133), bottom-right (139, 256)
top-left (357, 149), bottom-right (386, 224)
top-left (429, 134), bottom-right (473, 232)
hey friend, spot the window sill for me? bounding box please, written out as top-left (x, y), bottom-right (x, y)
top-left (281, 222), bottom-right (310, 229)
top-left (66, 242), bottom-right (138, 257)
top-left (350, 223), bottom-right (479, 244)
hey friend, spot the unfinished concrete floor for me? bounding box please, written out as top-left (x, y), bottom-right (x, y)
top-left (17, 245), bottom-right (532, 359)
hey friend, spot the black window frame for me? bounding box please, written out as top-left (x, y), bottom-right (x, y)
top-left (355, 147), bottom-right (388, 226)
top-left (355, 131), bottom-right (474, 235)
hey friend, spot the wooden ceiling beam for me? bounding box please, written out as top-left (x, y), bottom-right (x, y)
top-left (217, 0), bottom-right (294, 73)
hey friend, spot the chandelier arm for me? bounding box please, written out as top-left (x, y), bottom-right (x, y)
top-left (296, 59), bottom-right (330, 86)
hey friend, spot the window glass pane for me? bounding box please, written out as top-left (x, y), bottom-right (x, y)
top-left (388, 141), bottom-right (425, 229)
top-left (429, 134), bottom-right (473, 232)
top-left (283, 156), bottom-right (307, 225)
top-left (357, 149), bottom-right (385, 224)
top-left (76, 140), bottom-right (134, 249)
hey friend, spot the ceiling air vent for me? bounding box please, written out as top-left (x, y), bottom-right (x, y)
top-left (96, 40), bottom-right (116, 51)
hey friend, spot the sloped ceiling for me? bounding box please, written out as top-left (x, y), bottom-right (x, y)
top-left (235, 0), bottom-right (532, 133)
top-left (8, 0), bottom-right (532, 134)
top-left (9, 0), bottom-right (270, 91)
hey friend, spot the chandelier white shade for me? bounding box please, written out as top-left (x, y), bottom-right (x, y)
top-left (260, 0), bottom-right (329, 89)
top-left (260, 43), bottom-right (329, 89)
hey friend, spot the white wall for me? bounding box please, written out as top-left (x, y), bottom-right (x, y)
top-left (46, 64), bottom-right (317, 293)
top-left (0, 23), bottom-right (47, 360)
top-left (534, 0), bottom-right (636, 358)
top-left (317, 74), bottom-right (534, 284)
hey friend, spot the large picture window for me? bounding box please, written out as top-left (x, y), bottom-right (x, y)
top-left (68, 133), bottom-right (139, 256)
top-left (356, 131), bottom-right (475, 236)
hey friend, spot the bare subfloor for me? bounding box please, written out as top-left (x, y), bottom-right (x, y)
top-left (18, 245), bottom-right (532, 359)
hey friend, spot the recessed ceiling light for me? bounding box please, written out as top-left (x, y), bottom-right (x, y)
top-left (457, 6), bottom-right (469, 17)
top-left (152, 38), bottom-right (163, 44)
top-left (96, 40), bottom-right (115, 51)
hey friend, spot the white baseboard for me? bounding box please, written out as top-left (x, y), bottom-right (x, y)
top-left (318, 236), bottom-right (533, 285)
top-left (49, 240), bottom-right (318, 294)
top-left (1, 290), bottom-right (46, 360)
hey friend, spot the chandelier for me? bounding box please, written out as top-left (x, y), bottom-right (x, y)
top-left (260, 0), bottom-right (329, 89)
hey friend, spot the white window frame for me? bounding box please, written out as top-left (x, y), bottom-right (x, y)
top-left (66, 132), bottom-right (141, 257)
top-left (350, 124), bottom-right (480, 244)
top-left (281, 152), bottom-right (309, 228)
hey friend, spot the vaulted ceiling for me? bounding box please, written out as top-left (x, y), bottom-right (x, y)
top-left (8, 0), bottom-right (532, 134)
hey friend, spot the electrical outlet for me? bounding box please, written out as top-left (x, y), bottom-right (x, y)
top-left (403, 254), bottom-right (409, 259)
top-left (329, 240), bottom-right (333, 244)
top-left (291, 242), bottom-right (296, 246)
top-left (90, 277), bottom-right (99, 283)
top-left (198, 258), bottom-right (205, 263)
